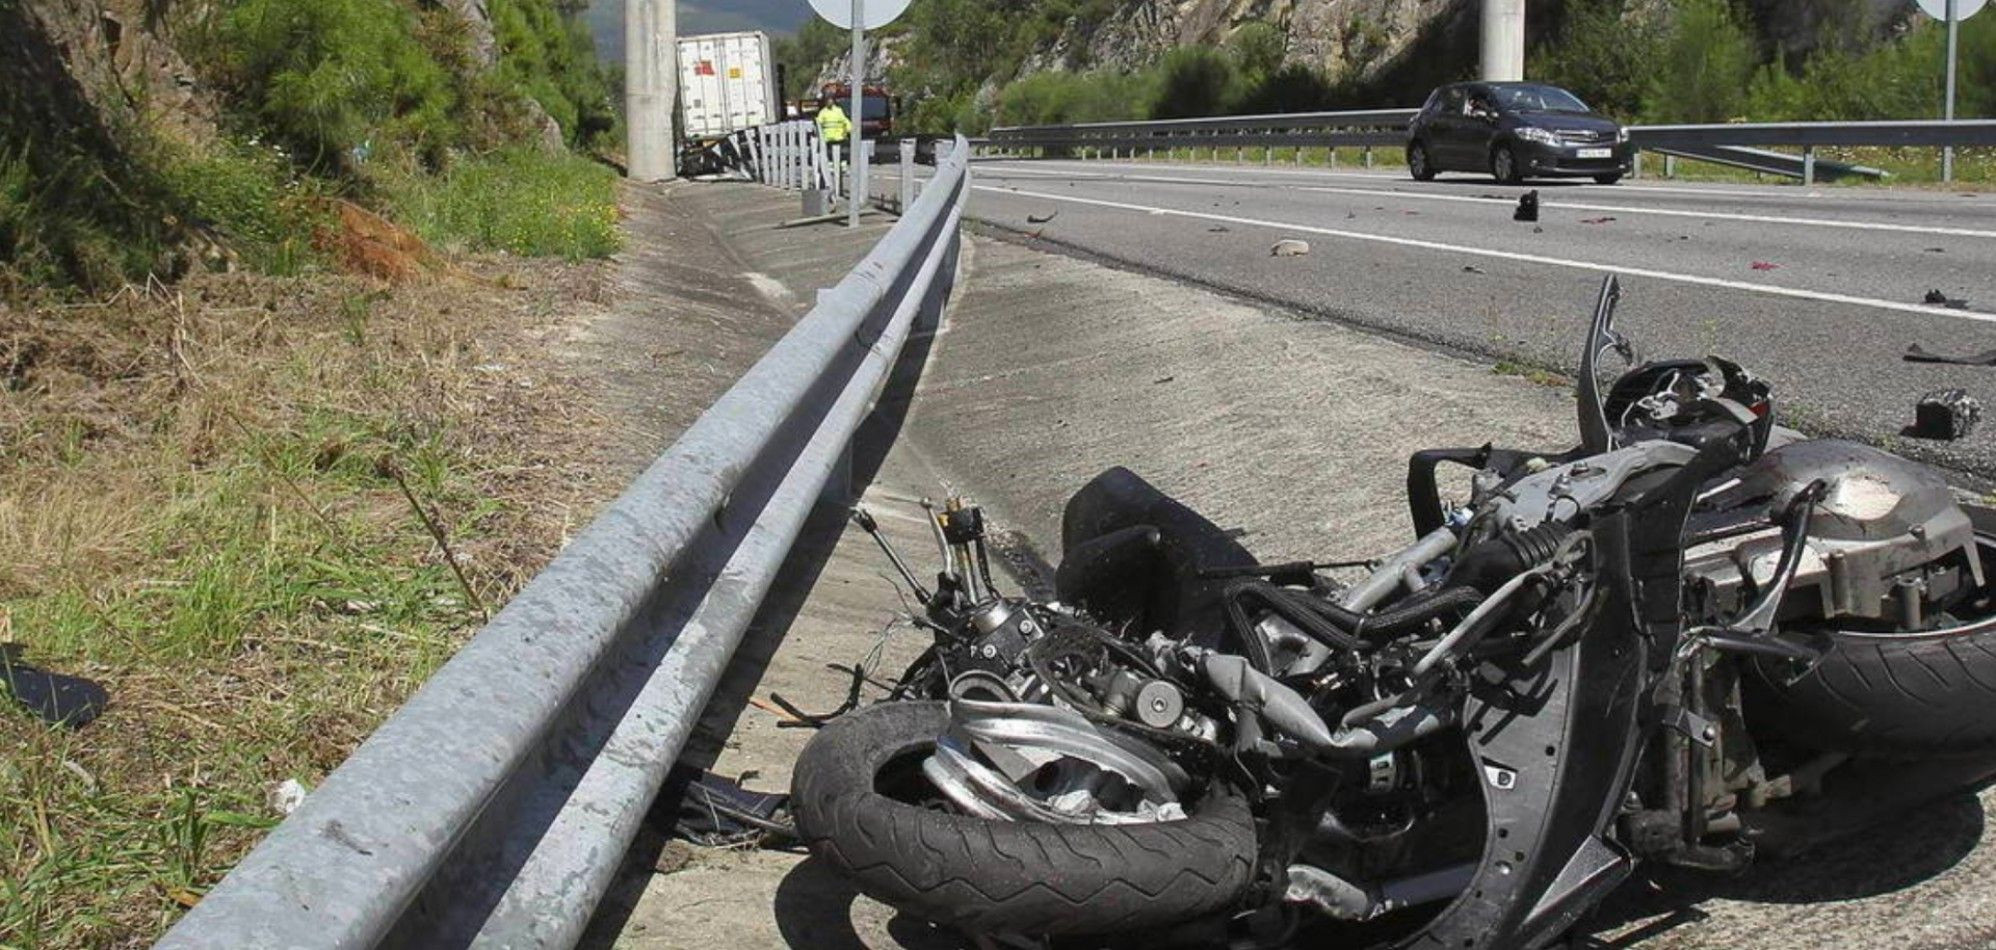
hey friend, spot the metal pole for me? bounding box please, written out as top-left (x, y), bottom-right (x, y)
top-left (848, 3), bottom-right (865, 227)
top-left (1945, 0), bottom-right (1959, 183)
top-left (1480, 0), bottom-right (1525, 81)
top-left (624, 0), bottom-right (677, 181)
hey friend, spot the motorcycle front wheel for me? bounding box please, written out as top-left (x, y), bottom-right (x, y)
top-left (790, 700), bottom-right (1255, 934)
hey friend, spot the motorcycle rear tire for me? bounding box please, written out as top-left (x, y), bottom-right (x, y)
top-left (791, 701), bottom-right (1255, 934)
top-left (1749, 621), bottom-right (1996, 755)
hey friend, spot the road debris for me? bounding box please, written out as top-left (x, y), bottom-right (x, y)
top-left (1514, 190), bottom-right (1539, 222)
top-left (1923, 289), bottom-right (1971, 309)
top-left (1208, 225), bottom-right (1231, 233)
top-left (1913, 389), bottom-right (1981, 440)
top-left (1750, 261), bottom-right (1781, 271)
top-left (268, 779), bottom-right (311, 816)
top-left (1579, 215), bottom-right (1617, 225)
top-left (666, 765), bottom-right (794, 846)
top-left (0, 646), bottom-right (107, 728)
top-left (1270, 239), bottom-right (1311, 257)
top-left (1026, 210), bottom-right (1059, 224)
top-left (1905, 343), bottom-right (1996, 366)
top-left (1463, 265), bottom-right (1486, 274)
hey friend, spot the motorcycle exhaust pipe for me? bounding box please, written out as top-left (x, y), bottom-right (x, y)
top-left (1285, 861), bottom-right (1476, 922)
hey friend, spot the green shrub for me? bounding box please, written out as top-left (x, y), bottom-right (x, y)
top-left (1531, 0), bottom-right (1665, 118)
top-left (1233, 63), bottom-right (1339, 115)
top-left (160, 140), bottom-right (329, 274)
top-left (1745, 17), bottom-right (1996, 121)
top-left (220, 0), bottom-right (457, 170)
top-left (1150, 47), bottom-right (1243, 118)
top-left (1230, 22), bottom-right (1287, 88)
top-left (489, 0), bottom-right (617, 148)
top-left (386, 148), bottom-right (618, 259)
top-left (998, 70), bottom-right (1154, 126)
top-left (1640, 0), bottom-right (1758, 122)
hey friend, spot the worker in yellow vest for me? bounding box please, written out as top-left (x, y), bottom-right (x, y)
top-left (816, 100), bottom-right (852, 167)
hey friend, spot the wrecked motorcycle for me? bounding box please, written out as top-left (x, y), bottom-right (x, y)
top-left (789, 276), bottom-right (1996, 948)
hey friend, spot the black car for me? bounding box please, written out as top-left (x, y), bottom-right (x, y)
top-left (1405, 82), bottom-right (1631, 185)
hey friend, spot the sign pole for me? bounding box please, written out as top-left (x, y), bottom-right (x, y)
top-left (848, 0), bottom-right (866, 228)
top-left (1945, 0), bottom-right (1959, 183)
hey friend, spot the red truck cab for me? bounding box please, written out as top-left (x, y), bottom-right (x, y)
top-left (806, 83), bottom-right (894, 139)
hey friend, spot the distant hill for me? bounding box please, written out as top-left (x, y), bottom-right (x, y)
top-left (586, 0), bottom-right (812, 64)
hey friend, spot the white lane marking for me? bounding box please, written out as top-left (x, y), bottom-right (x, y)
top-left (973, 184), bottom-right (1996, 322)
top-left (983, 164), bottom-right (1995, 239)
top-left (986, 159), bottom-right (1812, 200)
top-left (1289, 185), bottom-right (1996, 240)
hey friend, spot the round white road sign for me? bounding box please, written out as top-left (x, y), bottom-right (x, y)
top-left (809, 0), bottom-right (911, 30)
top-left (1917, 0), bottom-right (1985, 20)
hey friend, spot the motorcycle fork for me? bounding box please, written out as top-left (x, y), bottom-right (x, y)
top-left (1653, 650), bottom-right (1754, 871)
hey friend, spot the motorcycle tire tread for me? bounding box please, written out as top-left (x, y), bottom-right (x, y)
top-left (1751, 625), bottom-right (1996, 755)
top-left (790, 701), bottom-right (1254, 934)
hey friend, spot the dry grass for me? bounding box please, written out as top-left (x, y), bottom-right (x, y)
top-left (0, 258), bottom-right (618, 947)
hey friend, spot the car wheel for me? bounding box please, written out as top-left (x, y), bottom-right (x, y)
top-left (1491, 144), bottom-right (1523, 184)
top-left (1593, 173), bottom-right (1623, 185)
top-left (1408, 141), bottom-right (1437, 181)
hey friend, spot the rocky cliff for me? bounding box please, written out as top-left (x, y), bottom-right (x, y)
top-left (1025, 0), bottom-right (1470, 83)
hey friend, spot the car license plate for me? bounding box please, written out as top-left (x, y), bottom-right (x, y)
top-left (1577, 147), bottom-right (1612, 159)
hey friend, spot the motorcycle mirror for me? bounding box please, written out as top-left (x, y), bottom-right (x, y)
top-left (1576, 274), bottom-right (1637, 453)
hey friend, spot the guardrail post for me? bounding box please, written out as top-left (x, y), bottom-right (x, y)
top-left (1631, 151), bottom-right (1642, 180)
top-left (1294, 147), bottom-right (1303, 166)
top-left (1364, 146), bottom-right (1374, 169)
top-left (1236, 146), bottom-right (1244, 163)
top-left (1664, 153), bottom-right (1676, 179)
top-left (1330, 147), bottom-right (1338, 170)
top-left (1264, 146), bottom-right (1272, 165)
top-left (900, 139), bottom-right (916, 212)
top-left (1802, 146), bottom-right (1816, 186)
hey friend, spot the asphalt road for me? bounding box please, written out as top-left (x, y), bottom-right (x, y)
top-left (961, 158), bottom-right (1996, 478)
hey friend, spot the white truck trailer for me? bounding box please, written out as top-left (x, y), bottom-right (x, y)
top-left (676, 30), bottom-right (778, 175)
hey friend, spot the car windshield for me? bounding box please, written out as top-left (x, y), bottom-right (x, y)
top-left (1492, 84), bottom-right (1591, 114)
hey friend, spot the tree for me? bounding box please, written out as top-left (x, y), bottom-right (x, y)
top-left (1529, 0), bottom-right (1664, 119)
top-left (1149, 47), bottom-right (1240, 118)
top-left (1229, 21), bottom-right (1286, 88)
top-left (1641, 0), bottom-right (1758, 123)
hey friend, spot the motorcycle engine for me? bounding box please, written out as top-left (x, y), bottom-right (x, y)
top-left (1685, 439), bottom-right (1985, 628)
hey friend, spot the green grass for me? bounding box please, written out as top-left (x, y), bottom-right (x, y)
top-left (0, 273), bottom-right (563, 945)
top-left (1492, 360), bottom-right (1571, 389)
top-left (385, 147), bottom-right (619, 259)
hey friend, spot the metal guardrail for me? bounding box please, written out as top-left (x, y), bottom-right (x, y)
top-left (1646, 144), bottom-right (1885, 182)
top-left (981, 112), bottom-right (1996, 182)
top-left (987, 108), bottom-right (1416, 152)
top-left (155, 134), bottom-right (970, 950)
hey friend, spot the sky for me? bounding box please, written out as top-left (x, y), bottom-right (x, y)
top-left (585, 1), bottom-right (816, 63)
